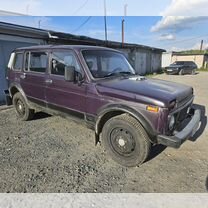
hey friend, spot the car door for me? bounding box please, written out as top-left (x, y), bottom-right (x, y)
top-left (45, 49), bottom-right (86, 116)
top-left (189, 62), bottom-right (196, 73)
top-left (185, 62), bottom-right (193, 74)
top-left (182, 62), bottom-right (188, 74)
top-left (20, 50), bottom-right (48, 105)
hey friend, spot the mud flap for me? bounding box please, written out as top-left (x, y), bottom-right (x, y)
top-left (4, 90), bottom-right (12, 106)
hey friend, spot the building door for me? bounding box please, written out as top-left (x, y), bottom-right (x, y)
top-left (135, 52), bottom-right (146, 75)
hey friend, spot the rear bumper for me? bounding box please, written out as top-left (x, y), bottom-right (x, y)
top-left (4, 90), bottom-right (12, 106)
top-left (157, 108), bottom-right (201, 148)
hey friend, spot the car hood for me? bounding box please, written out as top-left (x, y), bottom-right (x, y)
top-left (96, 76), bottom-right (193, 107)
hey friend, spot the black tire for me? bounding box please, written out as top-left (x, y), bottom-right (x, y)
top-left (191, 69), bottom-right (195, 75)
top-left (179, 69), bottom-right (184, 75)
top-left (13, 92), bottom-right (34, 121)
top-left (102, 114), bottom-right (151, 167)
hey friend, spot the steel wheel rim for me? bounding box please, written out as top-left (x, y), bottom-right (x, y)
top-left (16, 99), bottom-right (25, 117)
top-left (110, 127), bottom-right (136, 156)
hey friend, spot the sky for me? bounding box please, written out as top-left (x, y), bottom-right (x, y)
top-left (0, 0), bottom-right (208, 51)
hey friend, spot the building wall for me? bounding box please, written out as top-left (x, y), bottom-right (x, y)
top-left (0, 35), bottom-right (45, 103)
top-left (112, 47), bottom-right (163, 75)
top-left (132, 49), bottom-right (162, 75)
top-left (151, 53), bottom-right (162, 73)
top-left (135, 50), bottom-right (147, 75)
top-left (162, 52), bottom-right (172, 67)
top-left (171, 55), bottom-right (205, 68)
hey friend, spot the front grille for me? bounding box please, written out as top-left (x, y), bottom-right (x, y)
top-left (176, 95), bottom-right (193, 109)
top-left (169, 95), bottom-right (193, 132)
top-left (177, 105), bottom-right (190, 122)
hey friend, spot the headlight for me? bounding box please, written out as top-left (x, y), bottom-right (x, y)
top-left (169, 115), bottom-right (175, 130)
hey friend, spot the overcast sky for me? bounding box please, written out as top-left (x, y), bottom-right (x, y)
top-left (0, 0), bottom-right (208, 51)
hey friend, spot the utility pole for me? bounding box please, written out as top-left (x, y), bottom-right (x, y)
top-left (122, 19), bottom-right (125, 45)
top-left (200, 40), bottom-right (204, 51)
top-left (38, 20), bottom-right (41, 29)
top-left (104, 0), bottom-right (108, 43)
top-left (122, 4), bottom-right (127, 46)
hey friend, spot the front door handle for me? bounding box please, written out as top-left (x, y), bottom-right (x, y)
top-left (20, 73), bottom-right (26, 79)
top-left (45, 79), bottom-right (53, 84)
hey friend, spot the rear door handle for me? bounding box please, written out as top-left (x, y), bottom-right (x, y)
top-left (20, 73), bottom-right (26, 79)
top-left (45, 79), bottom-right (53, 84)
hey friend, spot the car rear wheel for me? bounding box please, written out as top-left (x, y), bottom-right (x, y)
top-left (13, 92), bottom-right (34, 121)
top-left (102, 114), bottom-right (151, 167)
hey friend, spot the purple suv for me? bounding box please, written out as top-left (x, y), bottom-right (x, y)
top-left (4, 45), bottom-right (201, 167)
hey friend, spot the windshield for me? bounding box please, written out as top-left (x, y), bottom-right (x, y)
top-left (172, 61), bottom-right (184, 65)
top-left (82, 50), bottom-right (135, 78)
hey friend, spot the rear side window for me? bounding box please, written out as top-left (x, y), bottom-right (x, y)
top-left (25, 51), bottom-right (47, 73)
top-left (13, 53), bottom-right (23, 71)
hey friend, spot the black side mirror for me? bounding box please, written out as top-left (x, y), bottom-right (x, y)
top-left (65, 66), bottom-right (75, 81)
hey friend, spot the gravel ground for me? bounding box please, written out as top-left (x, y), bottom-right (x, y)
top-left (0, 72), bottom-right (207, 193)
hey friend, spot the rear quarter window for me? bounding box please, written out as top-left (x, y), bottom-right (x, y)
top-left (13, 53), bottom-right (23, 71)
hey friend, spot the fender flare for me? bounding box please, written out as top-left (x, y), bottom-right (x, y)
top-left (9, 83), bottom-right (30, 107)
top-left (95, 103), bottom-right (157, 144)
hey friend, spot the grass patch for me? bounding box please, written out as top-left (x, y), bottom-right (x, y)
top-left (197, 68), bottom-right (208, 72)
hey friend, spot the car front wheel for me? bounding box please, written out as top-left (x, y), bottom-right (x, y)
top-left (102, 114), bottom-right (151, 167)
top-left (179, 69), bottom-right (184, 75)
top-left (13, 92), bottom-right (34, 121)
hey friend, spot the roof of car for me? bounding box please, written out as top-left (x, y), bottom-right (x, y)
top-left (175, 61), bottom-right (195, 63)
top-left (15, 45), bottom-right (119, 52)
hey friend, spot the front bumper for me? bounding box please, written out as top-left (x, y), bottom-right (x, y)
top-left (165, 69), bottom-right (179, 75)
top-left (157, 108), bottom-right (201, 148)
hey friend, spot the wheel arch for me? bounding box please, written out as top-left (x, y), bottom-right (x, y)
top-left (95, 104), bottom-right (157, 144)
top-left (9, 83), bottom-right (30, 106)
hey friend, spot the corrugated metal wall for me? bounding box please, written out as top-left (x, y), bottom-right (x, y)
top-left (115, 48), bottom-right (162, 75)
top-left (134, 50), bottom-right (162, 75)
top-left (135, 51), bottom-right (147, 75)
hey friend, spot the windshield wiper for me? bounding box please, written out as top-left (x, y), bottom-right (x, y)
top-left (104, 71), bottom-right (132, 78)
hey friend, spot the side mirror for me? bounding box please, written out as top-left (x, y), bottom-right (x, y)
top-left (65, 66), bottom-right (75, 81)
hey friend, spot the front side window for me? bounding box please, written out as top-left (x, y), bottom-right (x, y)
top-left (13, 53), bottom-right (23, 71)
top-left (82, 50), bottom-right (135, 78)
top-left (25, 51), bottom-right (47, 73)
top-left (51, 51), bottom-right (81, 76)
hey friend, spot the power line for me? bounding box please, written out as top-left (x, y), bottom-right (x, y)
top-left (72, 0), bottom-right (89, 15)
top-left (71, 16), bottom-right (92, 33)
